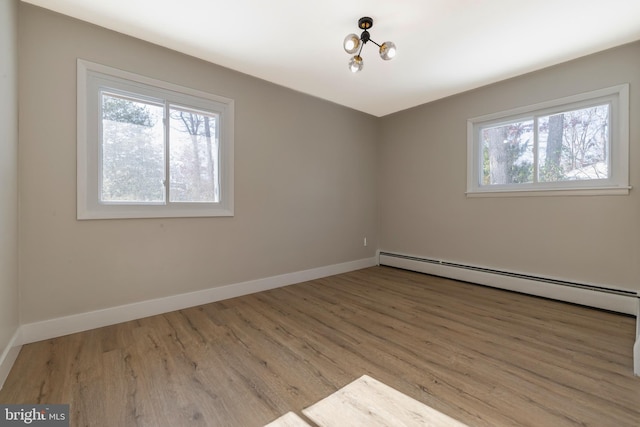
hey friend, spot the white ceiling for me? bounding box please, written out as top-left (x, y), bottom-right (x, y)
top-left (22, 0), bottom-right (640, 117)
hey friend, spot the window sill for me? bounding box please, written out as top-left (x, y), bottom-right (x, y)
top-left (466, 186), bottom-right (631, 198)
top-left (77, 199), bottom-right (234, 220)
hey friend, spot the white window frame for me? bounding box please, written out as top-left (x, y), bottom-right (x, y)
top-left (77, 59), bottom-right (234, 219)
top-left (466, 84), bottom-right (630, 197)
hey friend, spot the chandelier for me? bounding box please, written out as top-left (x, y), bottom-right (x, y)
top-left (343, 17), bottom-right (396, 73)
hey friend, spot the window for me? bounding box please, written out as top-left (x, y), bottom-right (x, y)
top-left (467, 85), bottom-right (629, 197)
top-left (77, 59), bottom-right (234, 219)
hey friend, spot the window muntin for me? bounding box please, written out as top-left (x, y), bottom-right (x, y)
top-left (78, 60), bottom-right (234, 219)
top-left (467, 85), bottom-right (628, 197)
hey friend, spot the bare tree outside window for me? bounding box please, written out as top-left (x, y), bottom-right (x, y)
top-left (100, 94), bottom-right (221, 205)
top-left (101, 93), bottom-right (165, 203)
top-left (482, 120), bottom-right (533, 185)
top-left (481, 104), bottom-right (610, 187)
top-left (467, 85), bottom-right (627, 197)
top-left (169, 107), bottom-right (220, 203)
top-left (538, 105), bottom-right (609, 182)
top-left (78, 59), bottom-right (234, 219)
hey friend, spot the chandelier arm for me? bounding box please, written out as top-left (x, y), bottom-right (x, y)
top-left (368, 39), bottom-right (382, 48)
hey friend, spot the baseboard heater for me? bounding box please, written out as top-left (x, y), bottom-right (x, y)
top-left (379, 251), bottom-right (638, 315)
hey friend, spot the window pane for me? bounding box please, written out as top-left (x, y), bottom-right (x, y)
top-left (101, 93), bottom-right (165, 203)
top-left (169, 106), bottom-right (220, 203)
top-left (537, 104), bottom-right (609, 182)
top-left (481, 120), bottom-right (534, 185)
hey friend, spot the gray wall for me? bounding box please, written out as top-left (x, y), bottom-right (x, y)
top-left (14, 3), bottom-right (640, 330)
top-left (0, 0), bottom-right (20, 362)
top-left (379, 41), bottom-right (640, 292)
top-left (18, 4), bottom-right (379, 324)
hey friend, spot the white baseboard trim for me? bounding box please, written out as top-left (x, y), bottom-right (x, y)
top-left (19, 256), bottom-right (377, 346)
top-left (0, 328), bottom-right (22, 390)
top-left (634, 298), bottom-right (640, 376)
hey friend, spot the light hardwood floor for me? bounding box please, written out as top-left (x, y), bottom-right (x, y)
top-left (1, 266), bottom-right (638, 426)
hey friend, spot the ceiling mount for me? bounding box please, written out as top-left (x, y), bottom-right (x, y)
top-left (358, 17), bottom-right (373, 30)
top-left (343, 16), bottom-right (396, 73)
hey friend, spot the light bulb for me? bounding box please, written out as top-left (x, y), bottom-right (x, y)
top-left (379, 41), bottom-right (397, 60)
top-left (348, 55), bottom-right (363, 73)
top-left (343, 34), bottom-right (361, 54)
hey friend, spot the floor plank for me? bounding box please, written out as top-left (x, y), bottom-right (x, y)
top-left (1, 266), bottom-right (638, 426)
